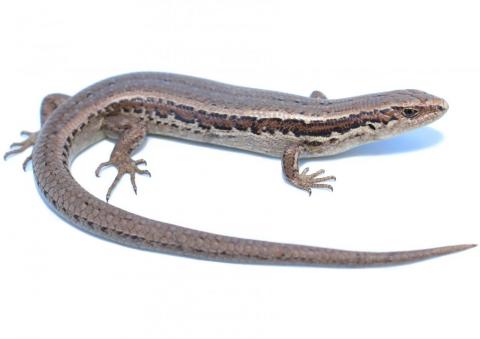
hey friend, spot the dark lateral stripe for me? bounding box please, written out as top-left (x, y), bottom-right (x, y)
top-left (105, 98), bottom-right (397, 138)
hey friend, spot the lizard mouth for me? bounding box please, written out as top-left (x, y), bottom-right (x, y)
top-left (399, 97), bottom-right (449, 130)
top-left (419, 101), bottom-right (448, 126)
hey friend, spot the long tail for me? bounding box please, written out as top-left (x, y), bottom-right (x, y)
top-left (130, 226), bottom-right (476, 266)
top-left (32, 161), bottom-right (476, 267)
top-left (40, 173), bottom-right (476, 267)
top-left (33, 151), bottom-right (476, 267)
top-left (129, 227), bottom-right (476, 266)
top-left (75, 210), bottom-right (476, 266)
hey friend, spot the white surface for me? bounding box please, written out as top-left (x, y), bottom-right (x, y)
top-left (0, 1), bottom-right (478, 338)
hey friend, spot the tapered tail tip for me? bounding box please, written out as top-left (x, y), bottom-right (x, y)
top-left (457, 244), bottom-right (477, 251)
top-left (444, 243), bottom-right (477, 255)
top-left (371, 243), bottom-right (476, 267)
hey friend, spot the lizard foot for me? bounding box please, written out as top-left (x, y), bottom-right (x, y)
top-left (95, 155), bottom-right (151, 202)
top-left (4, 130), bottom-right (38, 170)
top-left (294, 167), bottom-right (336, 195)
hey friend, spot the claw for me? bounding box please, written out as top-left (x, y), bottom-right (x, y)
top-left (136, 169), bottom-right (151, 177)
top-left (4, 130), bottom-right (38, 168)
top-left (313, 183), bottom-right (334, 191)
top-left (95, 161), bottom-right (112, 177)
top-left (295, 167), bottom-right (335, 194)
top-left (308, 169), bottom-right (325, 178)
top-left (313, 175), bottom-right (336, 183)
top-left (106, 171), bottom-right (124, 202)
top-left (4, 148), bottom-right (24, 160)
top-left (130, 173), bottom-right (138, 195)
top-left (97, 156), bottom-right (151, 202)
top-left (22, 155), bottom-right (33, 171)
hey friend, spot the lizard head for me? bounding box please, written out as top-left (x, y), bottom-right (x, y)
top-left (381, 89), bottom-right (448, 134)
top-left (305, 89), bottom-right (448, 156)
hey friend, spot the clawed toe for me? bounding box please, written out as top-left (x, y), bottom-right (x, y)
top-left (282, 144), bottom-right (336, 194)
top-left (22, 155), bottom-right (33, 171)
top-left (4, 130), bottom-right (38, 170)
top-left (312, 183), bottom-right (334, 192)
top-left (95, 161), bottom-right (113, 177)
top-left (308, 169), bottom-right (325, 178)
top-left (134, 159), bottom-right (150, 176)
top-left (313, 175), bottom-right (336, 183)
top-left (295, 167), bottom-right (335, 194)
top-left (136, 169), bottom-right (151, 176)
top-left (95, 156), bottom-right (152, 201)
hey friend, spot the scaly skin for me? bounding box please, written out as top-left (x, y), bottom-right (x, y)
top-left (5, 72), bottom-right (475, 266)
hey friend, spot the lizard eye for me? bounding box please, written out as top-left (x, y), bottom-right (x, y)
top-left (402, 108), bottom-right (419, 118)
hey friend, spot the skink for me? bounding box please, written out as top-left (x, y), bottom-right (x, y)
top-left (5, 72), bottom-right (475, 267)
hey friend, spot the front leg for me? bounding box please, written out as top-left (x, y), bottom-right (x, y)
top-left (282, 144), bottom-right (336, 195)
top-left (95, 114), bottom-right (151, 202)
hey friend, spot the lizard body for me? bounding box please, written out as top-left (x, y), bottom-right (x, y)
top-left (5, 72), bottom-right (474, 266)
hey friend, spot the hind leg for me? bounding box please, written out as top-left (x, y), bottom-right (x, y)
top-left (4, 93), bottom-right (70, 170)
top-left (309, 90), bottom-right (327, 99)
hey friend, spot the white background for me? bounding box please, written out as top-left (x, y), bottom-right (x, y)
top-left (0, 1), bottom-right (478, 338)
